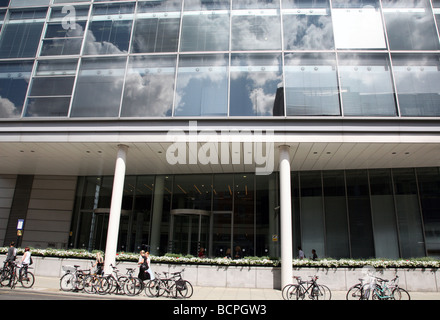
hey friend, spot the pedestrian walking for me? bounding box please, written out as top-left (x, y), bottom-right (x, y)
top-left (137, 250), bottom-right (148, 281)
top-left (145, 251), bottom-right (155, 280)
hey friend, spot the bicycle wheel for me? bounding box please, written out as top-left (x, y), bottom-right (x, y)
top-left (19, 272), bottom-right (35, 288)
top-left (106, 276), bottom-right (119, 294)
top-left (148, 279), bottom-right (166, 297)
top-left (144, 280), bottom-right (155, 297)
top-left (60, 273), bottom-right (75, 292)
top-left (83, 275), bottom-right (96, 294)
top-left (281, 284), bottom-right (294, 300)
top-left (174, 280), bottom-right (193, 299)
top-left (393, 287), bottom-right (411, 300)
top-left (346, 284), bottom-right (363, 300)
top-left (283, 284), bottom-right (300, 300)
top-left (76, 273), bottom-right (86, 291)
top-left (124, 277), bottom-right (143, 296)
top-left (313, 284), bottom-right (331, 300)
top-left (96, 277), bottom-right (110, 295)
top-left (0, 269), bottom-right (12, 287)
top-left (295, 285), bottom-right (307, 300)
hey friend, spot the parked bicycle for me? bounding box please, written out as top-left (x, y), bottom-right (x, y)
top-left (60, 264), bottom-right (90, 292)
top-left (346, 275), bottom-right (410, 300)
top-left (145, 269), bottom-right (193, 299)
top-left (282, 275), bottom-right (331, 300)
top-left (122, 267), bottom-right (144, 296)
top-left (1, 261), bottom-right (35, 289)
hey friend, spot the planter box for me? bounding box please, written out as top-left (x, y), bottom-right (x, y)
top-left (2, 255), bottom-right (438, 291)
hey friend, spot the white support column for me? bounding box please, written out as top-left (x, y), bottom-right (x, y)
top-left (104, 144), bottom-right (128, 275)
top-left (279, 145), bottom-right (293, 290)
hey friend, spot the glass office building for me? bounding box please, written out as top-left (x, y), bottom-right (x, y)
top-left (0, 0), bottom-right (439, 277)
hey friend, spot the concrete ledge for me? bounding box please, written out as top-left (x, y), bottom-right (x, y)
top-left (3, 256), bottom-right (439, 292)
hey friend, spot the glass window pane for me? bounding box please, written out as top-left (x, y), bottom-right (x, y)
top-left (383, 1), bottom-right (440, 50)
top-left (231, 9), bottom-right (281, 51)
top-left (393, 168), bottom-right (425, 258)
top-left (332, 6), bottom-right (386, 49)
top-left (44, 22), bottom-right (86, 39)
top-left (332, 0), bottom-right (379, 8)
top-left (29, 77), bottom-right (75, 96)
top-left (41, 38), bottom-right (83, 56)
top-left (234, 173), bottom-right (255, 257)
top-left (184, 0), bottom-right (230, 10)
top-left (175, 54), bottom-right (228, 117)
top-left (131, 14), bottom-right (180, 53)
top-left (323, 171), bottom-right (350, 259)
top-left (369, 169), bottom-right (400, 259)
top-left (300, 171), bottom-right (325, 259)
top-left (172, 175), bottom-right (212, 211)
top-left (0, 22), bottom-right (44, 58)
top-left (54, 0), bottom-right (89, 3)
top-left (10, 0), bottom-right (49, 6)
top-left (392, 54), bottom-right (440, 117)
top-left (0, 61), bottom-right (33, 118)
top-left (121, 55), bottom-right (175, 117)
top-left (417, 167), bottom-right (440, 257)
top-left (284, 53), bottom-right (340, 116)
top-left (230, 53), bottom-right (283, 116)
top-left (24, 97), bottom-right (71, 117)
top-left (338, 53), bottom-right (397, 116)
top-left (346, 170), bottom-right (375, 259)
top-left (0, 1), bottom-right (9, 7)
top-left (71, 57), bottom-right (126, 117)
top-left (213, 174), bottom-right (233, 212)
top-left (35, 59), bottom-right (78, 76)
top-left (180, 11), bottom-right (229, 52)
top-left (282, 0), bottom-right (334, 50)
top-left (232, 0), bottom-right (278, 9)
top-left (84, 19), bottom-right (133, 55)
top-left (137, 0), bottom-right (182, 13)
top-left (49, 5), bottom-right (90, 21)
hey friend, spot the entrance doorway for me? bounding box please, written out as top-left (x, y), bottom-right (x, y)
top-left (169, 209), bottom-right (234, 257)
top-left (169, 209), bottom-right (210, 256)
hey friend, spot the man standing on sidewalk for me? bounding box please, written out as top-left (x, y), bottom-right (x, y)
top-left (5, 242), bottom-right (17, 266)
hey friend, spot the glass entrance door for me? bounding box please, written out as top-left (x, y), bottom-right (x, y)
top-left (211, 211), bottom-right (233, 258)
top-left (170, 209), bottom-right (210, 256)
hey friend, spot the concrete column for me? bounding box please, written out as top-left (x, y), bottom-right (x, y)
top-left (104, 144), bottom-right (128, 275)
top-left (279, 145), bottom-right (293, 290)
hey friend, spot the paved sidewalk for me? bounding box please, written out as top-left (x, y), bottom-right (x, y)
top-left (1, 276), bottom-right (438, 300)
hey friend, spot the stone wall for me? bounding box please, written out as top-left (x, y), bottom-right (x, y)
top-left (3, 255), bottom-right (439, 292)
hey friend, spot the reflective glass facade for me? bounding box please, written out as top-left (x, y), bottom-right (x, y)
top-left (0, 0), bottom-right (439, 118)
top-left (0, 0), bottom-right (439, 262)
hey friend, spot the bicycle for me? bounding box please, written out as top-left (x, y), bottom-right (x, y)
top-left (98, 264), bottom-right (125, 295)
top-left (282, 276), bottom-right (331, 300)
top-left (0, 260), bottom-right (15, 287)
top-left (122, 267), bottom-right (144, 296)
top-left (346, 277), bottom-right (375, 300)
top-left (346, 274), bottom-right (410, 300)
top-left (1, 262), bottom-right (35, 289)
top-left (171, 269), bottom-right (193, 299)
top-left (83, 269), bottom-right (110, 295)
top-left (373, 275), bottom-right (410, 301)
top-left (60, 264), bottom-right (90, 292)
top-left (146, 269), bottom-right (193, 299)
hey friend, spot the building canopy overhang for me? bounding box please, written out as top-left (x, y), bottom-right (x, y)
top-left (0, 118), bottom-right (439, 176)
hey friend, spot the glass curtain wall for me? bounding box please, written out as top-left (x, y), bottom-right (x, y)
top-left (70, 168), bottom-right (439, 259)
top-left (1, 1), bottom-right (440, 118)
